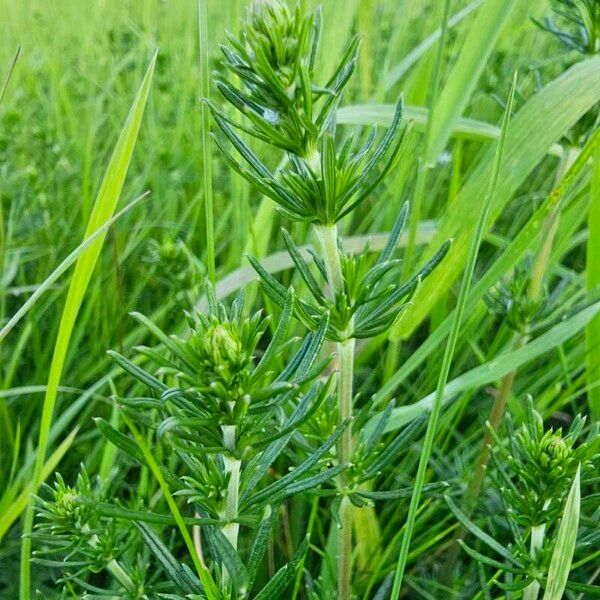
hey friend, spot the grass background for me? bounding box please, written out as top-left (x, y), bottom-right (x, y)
top-left (1, 0), bottom-right (598, 597)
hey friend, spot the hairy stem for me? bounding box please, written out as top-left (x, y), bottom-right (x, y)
top-left (314, 223), bottom-right (354, 600)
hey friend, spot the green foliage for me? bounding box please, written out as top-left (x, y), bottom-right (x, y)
top-left (250, 208), bottom-right (450, 340)
top-left (449, 400), bottom-right (600, 597)
top-left (2, 0), bottom-right (600, 598)
top-left (535, 0), bottom-right (600, 55)
top-left (488, 399), bottom-right (599, 528)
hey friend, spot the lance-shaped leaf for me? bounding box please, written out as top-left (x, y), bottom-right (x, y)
top-left (543, 465), bottom-right (581, 600)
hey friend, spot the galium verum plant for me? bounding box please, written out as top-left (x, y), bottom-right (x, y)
top-left (212, 0), bottom-right (450, 598)
top-left (448, 399), bottom-right (600, 599)
top-left (34, 1), bottom-right (449, 598)
top-left (35, 285), bottom-right (346, 598)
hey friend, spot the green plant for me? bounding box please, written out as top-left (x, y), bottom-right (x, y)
top-left (29, 0), bottom-right (451, 597)
top-left (213, 3), bottom-right (452, 598)
top-left (448, 399), bottom-right (600, 598)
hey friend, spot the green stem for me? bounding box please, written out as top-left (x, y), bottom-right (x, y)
top-left (464, 334), bottom-right (524, 510)
top-left (89, 532), bottom-right (136, 592)
top-left (221, 456), bottom-right (241, 550)
top-left (338, 339), bottom-right (355, 470)
top-left (220, 424), bottom-right (240, 586)
top-left (106, 558), bottom-right (136, 593)
top-left (314, 224), bottom-right (354, 600)
top-left (314, 224), bottom-right (344, 294)
top-left (198, 0), bottom-right (215, 283)
top-left (523, 523), bottom-right (546, 600)
top-left (291, 497), bottom-right (319, 600)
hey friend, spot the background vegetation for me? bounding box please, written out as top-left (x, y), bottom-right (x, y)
top-left (1, 0), bottom-right (599, 597)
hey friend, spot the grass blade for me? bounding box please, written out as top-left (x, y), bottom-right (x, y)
top-left (586, 147), bottom-right (600, 419)
top-left (426, 0), bottom-right (516, 163)
top-left (379, 299), bottom-right (600, 432)
top-left (383, 0), bottom-right (483, 89)
top-left (542, 466), bottom-right (581, 600)
top-left (389, 73), bottom-right (516, 599)
top-left (0, 46), bottom-right (20, 105)
top-left (0, 193), bottom-right (149, 341)
top-left (18, 52), bottom-right (157, 599)
top-left (336, 104), bottom-right (564, 158)
top-left (395, 56), bottom-right (600, 341)
top-left (198, 0), bottom-right (215, 282)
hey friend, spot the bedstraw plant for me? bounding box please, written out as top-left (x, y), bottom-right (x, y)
top-left (212, 2), bottom-right (450, 597)
top-left (31, 1), bottom-right (449, 598)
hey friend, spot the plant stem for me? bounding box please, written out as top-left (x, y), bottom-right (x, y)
top-left (314, 224), bottom-right (344, 295)
top-left (464, 333), bottom-right (525, 510)
top-left (338, 339), bottom-right (355, 472)
top-left (106, 558), bottom-right (136, 593)
top-left (314, 223), bottom-right (354, 600)
top-left (523, 523), bottom-right (546, 600)
top-left (221, 454), bottom-right (241, 550)
top-left (88, 532), bottom-right (136, 592)
top-left (220, 424), bottom-right (240, 587)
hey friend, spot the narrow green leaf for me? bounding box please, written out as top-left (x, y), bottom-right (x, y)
top-left (380, 300), bottom-right (600, 432)
top-left (390, 74), bottom-right (516, 598)
top-left (253, 536), bottom-right (310, 600)
top-left (446, 496), bottom-right (524, 568)
top-left (136, 522), bottom-right (202, 595)
top-left (383, 0), bottom-right (484, 88)
top-left (543, 466), bottom-right (581, 600)
top-left (246, 419), bottom-right (349, 508)
top-left (0, 46), bottom-right (20, 105)
top-left (203, 224), bottom-right (437, 311)
top-left (336, 104), bottom-right (563, 158)
top-left (19, 53), bottom-right (157, 599)
top-left (122, 414), bottom-right (219, 599)
top-left (211, 528), bottom-right (249, 594)
top-left (586, 146), bottom-right (600, 420)
top-left (395, 56), bottom-right (600, 341)
top-left (0, 193), bottom-right (149, 341)
top-left (247, 506), bottom-right (276, 590)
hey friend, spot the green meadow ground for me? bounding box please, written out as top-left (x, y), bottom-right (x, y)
top-left (1, 0), bottom-right (599, 597)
